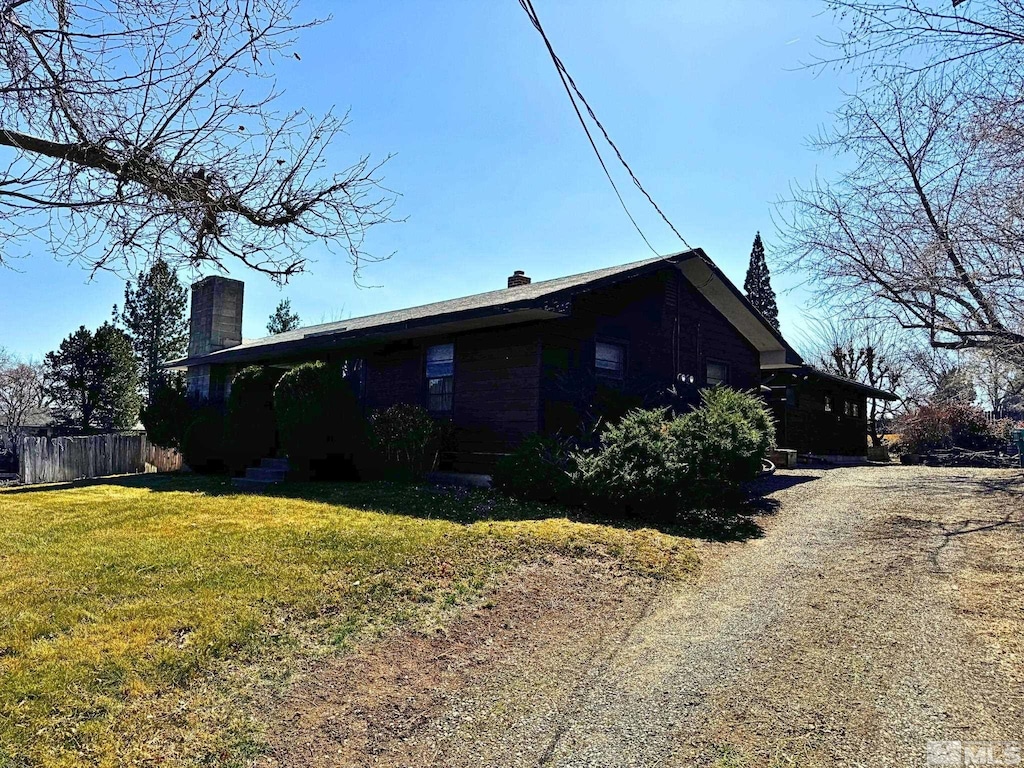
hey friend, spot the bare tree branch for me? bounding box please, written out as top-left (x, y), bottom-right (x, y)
top-left (776, 73), bottom-right (1024, 365)
top-left (0, 0), bottom-right (397, 281)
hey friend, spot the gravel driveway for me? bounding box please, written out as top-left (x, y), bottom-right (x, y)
top-left (260, 465), bottom-right (1024, 767)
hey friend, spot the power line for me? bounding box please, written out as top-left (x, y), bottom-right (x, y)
top-left (518, 0), bottom-right (691, 253)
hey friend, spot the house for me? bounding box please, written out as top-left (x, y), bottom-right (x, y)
top-left (168, 249), bottom-right (889, 470)
top-left (763, 367), bottom-right (898, 460)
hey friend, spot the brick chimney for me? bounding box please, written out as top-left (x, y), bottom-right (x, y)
top-left (188, 276), bottom-right (244, 358)
top-left (507, 270), bottom-right (531, 288)
top-left (186, 276), bottom-right (243, 402)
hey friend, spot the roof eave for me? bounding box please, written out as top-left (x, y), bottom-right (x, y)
top-left (164, 305), bottom-right (567, 369)
top-left (674, 251), bottom-right (803, 369)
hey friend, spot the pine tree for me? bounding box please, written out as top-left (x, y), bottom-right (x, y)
top-left (118, 257), bottom-right (188, 402)
top-left (267, 298), bottom-right (301, 334)
top-left (743, 232), bottom-right (779, 331)
top-left (45, 323), bottom-right (141, 431)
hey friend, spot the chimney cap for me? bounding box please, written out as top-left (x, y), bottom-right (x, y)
top-left (507, 270), bottom-right (532, 288)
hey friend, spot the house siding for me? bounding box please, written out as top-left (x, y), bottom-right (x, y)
top-left (769, 377), bottom-right (870, 456)
top-left (197, 265), bottom-right (765, 471)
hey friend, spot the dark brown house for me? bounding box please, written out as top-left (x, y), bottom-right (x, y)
top-left (763, 367), bottom-right (898, 459)
top-left (169, 249), bottom-right (887, 469)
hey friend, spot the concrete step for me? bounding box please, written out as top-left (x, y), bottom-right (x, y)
top-left (231, 476), bottom-right (275, 492)
top-left (244, 466), bottom-right (287, 483)
top-left (259, 457), bottom-right (290, 471)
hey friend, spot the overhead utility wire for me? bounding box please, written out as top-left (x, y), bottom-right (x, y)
top-left (518, 0), bottom-right (691, 253)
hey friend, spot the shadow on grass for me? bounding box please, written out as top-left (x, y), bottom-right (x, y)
top-left (1, 469), bottom-right (826, 543)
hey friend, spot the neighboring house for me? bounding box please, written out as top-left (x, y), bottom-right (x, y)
top-left (763, 367), bottom-right (898, 459)
top-left (168, 249), bottom-right (888, 470)
top-left (0, 410), bottom-right (57, 445)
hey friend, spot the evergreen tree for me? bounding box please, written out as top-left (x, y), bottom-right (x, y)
top-left (743, 232), bottom-right (779, 331)
top-left (118, 257), bottom-right (188, 402)
top-left (267, 298), bottom-right (301, 334)
top-left (45, 323), bottom-right (141, 431)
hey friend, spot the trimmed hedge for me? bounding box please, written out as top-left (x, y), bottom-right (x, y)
top-left (573, 409), bottom-right (683, 515)
top-left (273, 361), bottom-right (367, 479)
top-left (669, 389), bottom-right (773, 508)
top-left (141, 375), bottom-right (191, 450)
top-left (224, 365), bottom-right (283, 471)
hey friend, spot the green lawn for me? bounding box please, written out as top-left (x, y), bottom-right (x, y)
top-left (0, 475), bottom-right (696, 767)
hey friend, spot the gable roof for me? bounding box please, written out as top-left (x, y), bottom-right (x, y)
top-left (167, 249), bottom-right (803, 369)
top-left (765, 366), bottom-right (900, 401)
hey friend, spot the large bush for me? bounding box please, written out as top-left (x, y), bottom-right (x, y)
top-left (368, 403), bottom-right (446, 479)
top-left (274, 361), bottom-right (368, 479)
top-left (898, 403), bottom-right (1004, 453)
top-left (573, 408), bottom-right (684, 516)
top-left (224, 365), bottom-right (283, 471)
top-left (141, 374), bottom-right (191, 449)
top-left (570, 388), bottom-right (776, 519)
top-left (492, 434), bottom-right (576, 503)
top-left (181, 407), bottom-right (225, 474)
top-left (670, 389), bottom-right (774, 507)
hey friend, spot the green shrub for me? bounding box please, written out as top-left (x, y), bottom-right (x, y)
top-left (670, 418), bottom-right (757, 509)
top-left (367, 403), bottom-right (445, 480)
top-left (493, 434), bottom-right (576, 503)
top-left (697, 386), bottom-right (776, 458)
top-left (573, 408), bottom-right (685, 516)
top-left (569, 388), bottom-right (776, 519)
top-left (181, 408), bottom-right (226, 474)
top-left (224, 366), bottom-right (283, 471)
top-left (274, 361), bottom-right (368, 479)
top-left (141, 375), bottom-right (191, 450)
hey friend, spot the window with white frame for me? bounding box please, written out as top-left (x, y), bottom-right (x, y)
top-left (595, 340), bottom-right (626, 380)
top-left (706, 360), bottom-right (729, 387)
top-left (426, 343), bottom-right (454, 413)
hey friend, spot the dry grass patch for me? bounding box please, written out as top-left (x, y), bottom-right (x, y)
top-left (0, 474), bottom-right (696, 767)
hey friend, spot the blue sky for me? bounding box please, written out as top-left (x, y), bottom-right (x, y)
top-left (1, 0), bottom-right (852, 360)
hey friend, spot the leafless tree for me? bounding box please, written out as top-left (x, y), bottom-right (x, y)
top-left (798, 315), bottom-right (905, 445)
top-left (817, 1), bottom-right (1024, 88)
top-left (900, 345), bottom-right (976, 407)
top-left (0, 349), bottom-right (49, 451)
top-left (776, 75), bottom-right (1024, 365)
top-left (968, 350), bottom-right (1023, 415)
top-left (0, 0), bottom-right (396, 281)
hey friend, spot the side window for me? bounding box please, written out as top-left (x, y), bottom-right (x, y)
top-left (851, 401), bottom-right (860, 417)
top-left (786, 386), bottom-right (798, 408)
top-left (426, 343), bottom-right (454, 414)
top-left (706, 360), bottom-right (729, 388)
top-left (824, 394), bottom-right (834, 413)
top-left (595, 340), bottom-right (626, 381)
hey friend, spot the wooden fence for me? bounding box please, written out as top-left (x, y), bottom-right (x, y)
top-left (17, 433), bottom-right (182, 485)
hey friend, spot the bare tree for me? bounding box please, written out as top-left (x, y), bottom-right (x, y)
top-left (817, 1), bottom-right (1024, 87)
top-left (0, 0), bottom-right (396, 281)
top-left (969, 350), bottom-right (1024, 416)
top-left (777, 76), bottom-right (1024, 364)
top-left (900, 345), bottom-right (976, 407)
top-left (0, 349), bottom-right (48, 451)
top-left (799, 316), bottom-right (905, 445)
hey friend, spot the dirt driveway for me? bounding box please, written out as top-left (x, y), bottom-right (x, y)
top-left (258, 466), bottom-right (1023, 767)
